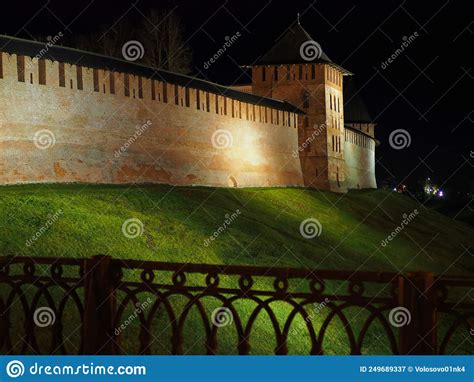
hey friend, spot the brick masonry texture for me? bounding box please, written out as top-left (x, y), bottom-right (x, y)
top-left (0, 48), bottom-right (377, 193)
top-left (248, 64), bottom-right (377, 192)
top-left (0, 52), bottom-right (304, 188)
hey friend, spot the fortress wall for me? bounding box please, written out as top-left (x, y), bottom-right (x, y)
top-left (344, 129), bottom-right (377, 189)
top-left (252, 64), bottom-right (347, 192)
top-left (0, 52), bottom-right (304, 188)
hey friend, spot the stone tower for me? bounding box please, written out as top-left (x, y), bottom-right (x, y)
top-left (248, 23), bottom-right (352, 192)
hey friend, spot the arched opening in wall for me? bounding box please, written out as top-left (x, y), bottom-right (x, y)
top-left (336, 167), bottom-right (340, 188)
top-left (228, 176), bottom-right (238, 188)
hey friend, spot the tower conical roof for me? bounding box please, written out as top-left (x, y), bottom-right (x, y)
top-left (254, 23), bottom-right (352, 75)
top-left (343, 78), bottom-right (373, 123)
top-left (257, 23), bottom-right (333, 65)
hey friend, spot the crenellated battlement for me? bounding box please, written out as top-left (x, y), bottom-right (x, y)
top-left (0, 36), bottom-right (305, 188)
top-left (0, 30), bottom-right (376, 192)
top-left (0, 46), bottom-right (300, 129)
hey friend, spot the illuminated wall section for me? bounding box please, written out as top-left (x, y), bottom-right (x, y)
top-left (0, 52), bottom-right (304, 188)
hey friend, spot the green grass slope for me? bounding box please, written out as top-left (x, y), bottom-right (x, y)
top-left (1, 184), bottom-right (472, 274)
top-left (1, 184), bottom-right (472, 355)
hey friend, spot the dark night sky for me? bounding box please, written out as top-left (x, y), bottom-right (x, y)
top-left (1, 0), bottom-right (472, 194)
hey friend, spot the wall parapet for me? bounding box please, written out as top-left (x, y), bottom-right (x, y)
top-left (0, 35), bottom-right (302, 130)
top-left (0, 39), bottom-right (305, 188)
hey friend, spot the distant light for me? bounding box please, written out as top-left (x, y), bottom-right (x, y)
top-left (393, 188), bottom-right (397, 191)
top-left (438, 190), bottom-right (444, 197)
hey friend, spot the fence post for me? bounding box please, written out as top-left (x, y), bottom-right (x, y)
top-left (398, 272), bottom-right (437, 354)
top-left (83, 255), bottom-right (116, 354)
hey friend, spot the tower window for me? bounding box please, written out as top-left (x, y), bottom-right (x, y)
top-left (262, 67), bottom-right (266, 81)
top-left (311, 65), bottom-right (315, 80)
top-left (303, 91), bottom-right (310, 109)
top-left (196, 90), bottom-right (200, 109)
top-left (298, 65), bottom-right (303, 80)
top-left (274, 67), bottom-right (278, 81)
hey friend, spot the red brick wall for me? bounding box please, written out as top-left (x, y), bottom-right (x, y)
top-left (251, 64), bottom-right (347, 192)
top-left (0, 53), bottom-right (304, 188)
